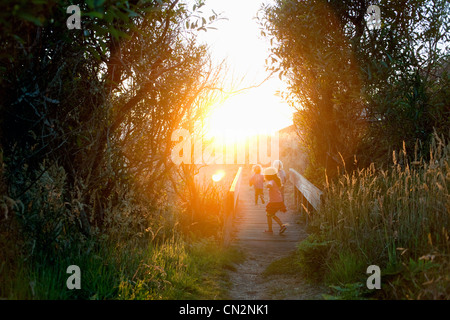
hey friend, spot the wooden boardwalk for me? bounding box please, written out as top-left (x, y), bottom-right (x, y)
top-left (230, 168), bottom-right (306, 252)
top-left (227, 168), bottom-right (320, 300)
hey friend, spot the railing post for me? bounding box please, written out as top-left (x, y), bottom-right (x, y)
top-left (289, 168), bottom-right (323, 225)
top-left (222, 167), bottom-right (243, 246)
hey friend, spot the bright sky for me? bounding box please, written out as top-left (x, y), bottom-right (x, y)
top-left (197, 0), bottom-right (294, 138)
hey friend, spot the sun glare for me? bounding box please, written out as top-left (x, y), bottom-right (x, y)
top-left (212, 170), bottom-right (226, 182)
top-left (205, 85), bottom-right (292, 142)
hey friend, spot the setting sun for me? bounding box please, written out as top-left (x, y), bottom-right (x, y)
top-left (205, 83), bottom-right (293, 142)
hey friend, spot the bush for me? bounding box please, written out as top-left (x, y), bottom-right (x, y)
top-left (325, 251), bottom-right (367, 286)
top-left (296, 234), bottom-right (332, 282)
top-left (306, 134), bottom-right (450, 299)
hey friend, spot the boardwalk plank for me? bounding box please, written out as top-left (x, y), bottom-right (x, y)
top-left (229, 169), bottom-right (306, 250)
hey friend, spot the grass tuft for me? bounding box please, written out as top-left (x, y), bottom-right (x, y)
top-left (296, 134), bottom-right (450, 299)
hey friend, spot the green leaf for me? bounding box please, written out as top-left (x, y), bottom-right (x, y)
top-left (84, 11), bottom-right (104, 19)
top-left (17, 12), bottom-right (43, 26)
top-left (95, 0), bottom-right (106, 7)
top-left (86, 0), bottom-right (95, 9)
top-left (88, 47), bottom-right (101, 61)
top-left (124, 8), bottom-right (141, 18)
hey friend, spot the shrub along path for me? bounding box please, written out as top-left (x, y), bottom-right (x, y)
top-left (227, 169), bottom-right (326, 299)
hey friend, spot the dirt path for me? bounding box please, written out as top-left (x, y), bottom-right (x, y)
top-left (227, 169), bottom-right (326, 300)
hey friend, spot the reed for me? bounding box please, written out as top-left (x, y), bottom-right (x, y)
top-left (304, 134), bottom-right (449, 299)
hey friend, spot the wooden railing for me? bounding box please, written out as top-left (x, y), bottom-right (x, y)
top-left (222, 167), bottom-right (243, 246)
top-left (289, 168), bottom-right (323, 223)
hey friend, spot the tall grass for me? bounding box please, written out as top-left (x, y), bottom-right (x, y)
top-left (0, 235), bottom-right (241, 300)
top-left (299, 134), bottom-right (449, 299)
top-left (0, 159), bottom-right (241, 299)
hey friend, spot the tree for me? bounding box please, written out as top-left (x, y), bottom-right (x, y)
top-left (260, 0), bottom-right (368, 182)
top-left (0, 0), bottom-right (221, 241)
top-left (261, 0), bottom-right (449, 184)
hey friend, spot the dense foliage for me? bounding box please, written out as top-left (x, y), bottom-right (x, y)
top-left (261, 0), bottom-right (449, 185)
top-left (0, 0), bottom-right (231, 299)
top-left (298, 135), bottom-right (449, 299)
top-left (261, 0), bottom-right (449, 299)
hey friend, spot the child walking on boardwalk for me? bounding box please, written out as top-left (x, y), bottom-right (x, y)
top-left (249, 165), bottom-right (265, 205)
top-left (263, 167), bottom-right (287, 234)
top-left (273, 160), bottom-right (286, 201)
